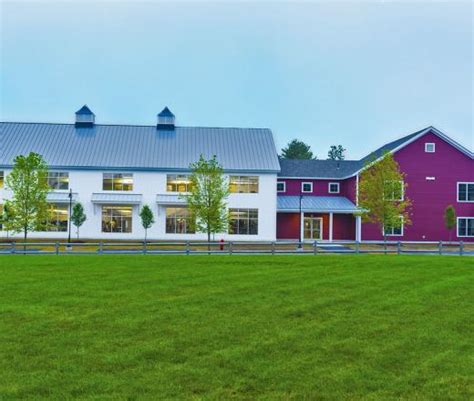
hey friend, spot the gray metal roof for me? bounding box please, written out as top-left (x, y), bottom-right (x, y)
top-left (1, 122), bottom-right (280, 173)
top-left (47, 192), bottom-right (79, 203)
top-left (156, 194), bottom-right (186, 205)
top-left (91, 193), bottom-right (143, 204)
top-left (279, 159), bottom-right (363, 178)
top-left (277, 196), bottom-right (359, 213)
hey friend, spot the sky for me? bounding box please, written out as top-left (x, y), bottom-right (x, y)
top-left (1, 1), bottom-right (472, 159)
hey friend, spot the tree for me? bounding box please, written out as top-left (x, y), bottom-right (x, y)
top-left (184, 155), bottom-right (229, 250)
top-left (5, 153), bottom-right (50, 242)
top-left (71, 203), bottom-right (87, 240)
top-left (444, 205), bottom-right (456, 243)
top-left (358, 152), bottom-right (412, 243)
top-left (139, 204), bottom-right (155, 242)
top-left (327, 145), bottom-right (346, 160)
top-left (1, 204), bottom-right (14, 239)
top-left (281, 139), bottom-right (316, 160)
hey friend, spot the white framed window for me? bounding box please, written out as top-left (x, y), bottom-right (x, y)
top-left (457, 182), bottom-right (474, 202)
top-left (301, 182), bottom-right (313, 193)
top-left (383, 216), bottom-right (404, 236)
top-left (229, 176), bottom-right (259, 193)
top-left (167, 175), bottom-right (192, 193)
top-left (228, 209), bottom-right (258, 235)
top-left (425, 143), bottom-right (436, 153)
top-left (328, 182), bottom-right (340, 194)
top-left (166, 207), bottom-right (195, 234)
top-left (103, 173), bottom-right (133, 191)
top-left (47, 172), bottom-right (69, 190)
top-left (277, 182), bottom-right (286, 193)
top-left (457, 217), bottom-right (474, 237)
top-left (102, 205), bottom-right (132, 233)
top-left (384, 180), bottom-right (404, 201)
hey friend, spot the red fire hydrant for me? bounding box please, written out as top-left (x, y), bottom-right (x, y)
top-left (219, 238), bottom-right (225, 251)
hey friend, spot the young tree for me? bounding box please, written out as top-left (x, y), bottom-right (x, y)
top-left (358, 152), bottom-right (412, 243)
top-left (281, 139), bottom-right (316, 160)
top-left (71, 203), bottom-right (87, 240)
top-left (1, 204), bottom-right (14, 239)
top-left (184, 155), bottom-right (229, 250)
top-left (139, 204), bottom-right (155, 242)
top-left (327, 145), bottom-right (346, 160)
top-left (444, 205), bottom-right (456, 243)
top-left (5, 153), bottom-right (50, 242)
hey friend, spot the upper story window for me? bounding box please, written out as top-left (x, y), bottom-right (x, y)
top-left (425, 143), bottom-right (436, 153)
top-left (301, 182), bottom-right (313, 193)
top-left (457, 182), bottom-right (474, 202)
top-left (0, 171), bottom-right (4, 189)
top-left (167, 175), bottom-right (192, 193)
top-left (384, 216), bottom-right (404, 236)
top-left (457, 217), bottom-right (474, 237)
top-left (384, 180), bottom-right (404, 201)
top-left (229, 176), bottom-right (259, 193)
top-left (103, 173), bottom-right (133, 191)
top-left (328, 182), bottom-right (340, 194)
top-left (277, 182), bottom-right (286, 193)
top-left (47, 172), bottom-right (69, 190)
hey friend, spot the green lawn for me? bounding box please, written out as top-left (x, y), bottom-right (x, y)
top-left (1, 255), bottom-right (473, 401)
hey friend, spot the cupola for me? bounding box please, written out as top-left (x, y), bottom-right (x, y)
top-left (75, 105), bottom-right (95, 127)
top-left (157, 107), bottom-right (175, 130)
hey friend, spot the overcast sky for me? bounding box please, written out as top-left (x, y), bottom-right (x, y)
top-left (1, 1), bottom-right (472, 159)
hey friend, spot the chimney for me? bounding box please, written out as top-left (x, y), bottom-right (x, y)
top-left (75, 105), bottom-right (95, 127)
top-left (157, 107), bottom-right (175, 130)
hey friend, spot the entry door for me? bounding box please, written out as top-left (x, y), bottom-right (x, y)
top-left (304, 216), bottom-right (322, 240)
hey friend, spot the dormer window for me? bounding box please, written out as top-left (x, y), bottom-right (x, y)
top-left (75, 105), bottom-right (95, 127)
top-left (425, 143), bottom-right (435, 153)
top-left (157, 107), bottom-right (175, 130)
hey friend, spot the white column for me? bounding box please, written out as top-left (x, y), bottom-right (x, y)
top-left (329, 212), bottom-right (333, 242)
top-left (356, 215), bottom-right (362, 242)
top-left (300, 212), bottom-right (305, 242)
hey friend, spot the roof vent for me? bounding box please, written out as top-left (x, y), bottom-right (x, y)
top-left (157, 107), bottom-right (175, 130)
top-left (75, 105), bottom-right (95, 127)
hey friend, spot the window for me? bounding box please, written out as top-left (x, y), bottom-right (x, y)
top-left (328, 182), bottom-right (340, 194)
top-left (165, 207), bottom-right (195, 234)
top-left (47, 172), bottom-right (69, 190)
top-left (301, 182), bottom-right (313, 193)
top-left (103, 173), bottom-right (133, 191)
top-left (384, 216), bottom-right (404, 236)
top-left (0, 171), bottom-right (4, 189)
top-left (425, 143), bottom-right (435, 153)
top-left (167, 175), bottom-right (192, 192)
top-left (102, 206), bottom-right (132, 233)
top-left (277, 182), bottom-right (286, 193)
top-left (384, 180), bottom-right (404, 201)
top-left (229, 176), bottom-right (259, 193)
top-left (44, 204), bottom-right (69, 232)
top-left (229, 208), bottom-right (258, 235)
top-left (457, 183), bottom-right (474, 202)
top-left (457, 217), bottom-right (474, 237)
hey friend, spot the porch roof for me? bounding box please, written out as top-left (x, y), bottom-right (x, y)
top-left (156, 194), bottom-right (186, 205)
top-left (277, 196), bottom-right (359, 213)
top-left (91, 193), bottom-right (142, 204)
top-left (47, 192), bottom-right (79, 203)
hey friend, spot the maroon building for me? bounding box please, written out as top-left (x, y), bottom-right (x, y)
top-left (276, 127), bottom-right (474, 242)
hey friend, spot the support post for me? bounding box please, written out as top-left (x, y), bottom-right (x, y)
top-left (313, 240), bottom-right (318, 255)
top-left (299, 211), bottom-right (304, 248)
top-left (55, 242), bottom-right (59, 255)
top-left (329, 212), bottom-right (333, 242)
top-left (460, 241), bottom-right (464, 256)
top-left (355, 241), bottom-right (360, 254)
top-left (355, 215), bottom-right (362, 242)
top-left (229, 241), bottom-right (233, 255)
top-left (11, 242), bottom-right (15, 254)
top-left (99, 241), bottom-right (103, 254)
top-left (438, 241), bottom-right (442, 255)
top-left (186, 241), bottom-right (190, 255)
top-left (397, 241), bottom-right (401, 254)
top-left (271, 241), bottom-right (275, 255)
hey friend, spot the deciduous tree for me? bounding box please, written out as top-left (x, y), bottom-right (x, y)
top-left (327, 145), bottom-right (346, 160)
top-left (139, 204), bottom-right (155, 242)
top-left (71, 203), bottom-right (87, 240)
top-left (444, 205), bottom-right (456, 242)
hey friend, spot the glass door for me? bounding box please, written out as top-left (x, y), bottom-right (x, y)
top-left (303, 216), bottom-right (322, 240)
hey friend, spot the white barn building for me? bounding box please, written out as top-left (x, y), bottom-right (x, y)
top-left (0, 106), bottom-right (280, 241)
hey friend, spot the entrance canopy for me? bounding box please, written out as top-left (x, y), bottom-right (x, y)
top-left (277, 196), bottom-right (359, 213)
top-left (91, 193), bottom-right (142, 204)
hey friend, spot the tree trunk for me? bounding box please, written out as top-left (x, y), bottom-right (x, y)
top-left (207, 229), bottom-right (211, 254)
top-left (23, 226), bottom-right (27, 252)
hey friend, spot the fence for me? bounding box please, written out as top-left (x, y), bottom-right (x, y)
top-left (0, 240), bottom-right (469, 256)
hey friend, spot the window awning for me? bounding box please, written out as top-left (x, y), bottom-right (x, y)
top-left (47, 192), bottom-right (79, 203)
top-left (277, 196), bottom-right (360, 213)
top-left (91, 193), bottom-right (142, 204)
top-left (156, 194), bottom-right (187, 205)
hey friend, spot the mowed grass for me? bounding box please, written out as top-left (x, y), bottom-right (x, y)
top-left (0, 256), bottom-right (473, 401)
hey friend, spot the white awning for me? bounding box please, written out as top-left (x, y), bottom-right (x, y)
top-left (156, 194), bottom-right (187, 205)
top-left (91, 193), bottom-right (142, 204)
top-left (47, 192), bottom-right (79, 203)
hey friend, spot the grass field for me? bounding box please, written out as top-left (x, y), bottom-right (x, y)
top-left (1, 255), bottom-right (473, 401)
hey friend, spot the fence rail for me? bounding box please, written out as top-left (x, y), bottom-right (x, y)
top-left (0, 240), bottom-right (469, 256)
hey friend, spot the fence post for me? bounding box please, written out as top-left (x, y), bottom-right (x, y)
top-left (99, 241), bottom-right (103, 254)
top-left (313, 240), bottom-right (318, 255)
top-left (397, 241), bottom-right (401, 254)
top-left (460, 241), bottom-right (464, 256)
top-left (229, 241), bottom-right (233, 255)
top-left (438, 241), bottom-right (442, 255)
top-left (271, 241), bottom-right (275, 255)
top-left (355, 241), bottom-right (360, 254)
top-left (55, 242), bottom-right (59, 255)
top-left (11, 242), bottom-right (15, 254)
top-left (142, 241), bottom-right (147, 254)
top-left (186, 241), bottom-right (190, 255)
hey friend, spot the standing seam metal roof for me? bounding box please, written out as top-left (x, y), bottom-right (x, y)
top-left (0, 123), bottom-right (281, 172)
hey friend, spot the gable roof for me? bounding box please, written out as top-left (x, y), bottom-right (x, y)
top-left (279, 126), bottom-right (473, 179)
top-left (157, 107), bottom-right (174, 118)
top-left (0, 122), bottom-right (280, 173)
top-left (75, 105), bottom-right (95, 115)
